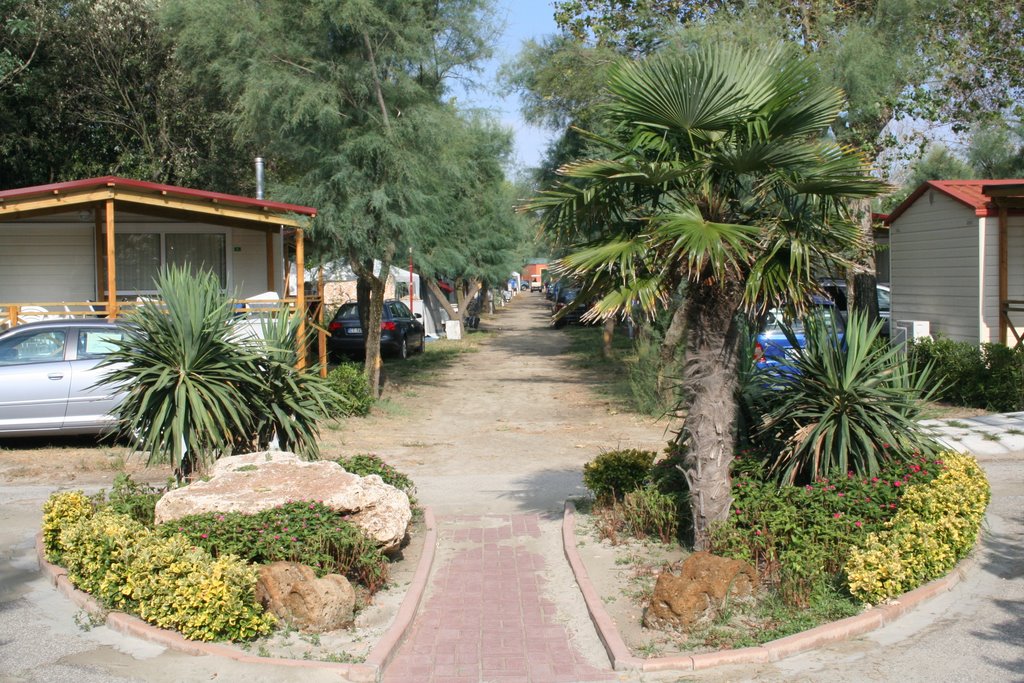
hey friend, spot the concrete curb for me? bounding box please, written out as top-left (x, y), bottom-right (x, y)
top-left (561, 500), bottom-right (979, 673)
top-left (35, 506), bottom-right (439, 683)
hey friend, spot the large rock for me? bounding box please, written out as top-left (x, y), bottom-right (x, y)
top-left (644, 552), bottom-right (758, 630)
top-left (154, 451), bottom-right (411, 552)
top-left (256, 561), bottom-right (355, 632)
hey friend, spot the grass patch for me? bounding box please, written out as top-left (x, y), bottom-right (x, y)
top-left (561, 325), bottom-right (659, 415)
top-left (381, 338), bottom-right (479, 387)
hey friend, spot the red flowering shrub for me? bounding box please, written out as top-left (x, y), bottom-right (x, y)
top-left (709, 450), bottom-right (942, 606)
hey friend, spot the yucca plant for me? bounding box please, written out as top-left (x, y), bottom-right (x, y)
top-left (246, 308), bottom-right (347, 458)
top-left (756, 311), bottom-right (939, 484)
top-left (100, 266), bottom-right (264, 479)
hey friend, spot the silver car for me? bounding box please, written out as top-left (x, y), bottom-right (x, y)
top-left (0, 319), bottom-right (128, 437)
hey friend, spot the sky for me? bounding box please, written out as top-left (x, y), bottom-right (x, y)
top-left (454, 0), bottom-right (561, 171)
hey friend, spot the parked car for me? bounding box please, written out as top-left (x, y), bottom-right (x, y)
top-left (551, 287), bottom-right (588, 328)
top-left (529, 276), bottom-right (543, 292)
top-left (0, 319), bottom-right (129, 437)
top-left (754, 297), bottom-right (844, 370)
top-left (328, 300), bottom-right (425, 360)
top-left (818, 278), bottom-right (891, 337)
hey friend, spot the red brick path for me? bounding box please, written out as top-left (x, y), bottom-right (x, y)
top-left (382, 514), bottom-right (616, 683)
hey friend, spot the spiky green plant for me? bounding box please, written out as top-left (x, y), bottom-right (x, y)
top-left (248, 307), bottom-right (347, 458)
top-left (100, 266), bottom-right (264, 478)
top-left (757, 311), bottom-right (939, 483)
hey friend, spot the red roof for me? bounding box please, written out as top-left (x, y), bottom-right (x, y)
top-left (885, 179), bottom-right (1024, 224)
top-left (0, 175), bottom-right (317, 217)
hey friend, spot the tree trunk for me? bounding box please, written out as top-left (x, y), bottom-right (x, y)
top-left (676, 281), bottom-right (745, 551)
top-left (657, 300), bottom-right (688, 405)
top-left (850, 199), bottom-right (879, 324)
top-left (349, 252), bottom-right (391, 397)
top-left (602, 317), bottom-right (615, 359)
top-left (425, 277), bottom-right (458, 320)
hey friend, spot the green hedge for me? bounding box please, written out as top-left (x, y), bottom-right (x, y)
top-left (910, 337), bottom-right (1024, 411)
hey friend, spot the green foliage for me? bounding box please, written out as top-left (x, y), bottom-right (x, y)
top-left (710, 451), bottom-right (943, 606)
top-left (0, 0), bottom-right (249, 190)
top-left (335, 454), bottom-right (416, 502)
top-left (755, 311), bottom-right (939, 484)
top-left (620, 486), bottom-right (679, 543)
top-left (99, 267), bottom-right (342, 476)
top-left (104, 474), bottom-right (164, 527)
top-left (909, 337), bottom-right (1024, 412)
top-left (249, 309), bottom-right (347, 458)
top-left (41, 490), bottom-right (94, 564)
top-left (582, 448), bottom-right (657, 502)
top-left (99, 266), bottom-right (265, 477)
top-left (162, 502), bottom-right (389, 593)
top-left (845, 452), bottom-right (990, 603)
top-left (45, 498), bottom-right (273, 641)
top-left (326, 363), bottom-right (375, 417)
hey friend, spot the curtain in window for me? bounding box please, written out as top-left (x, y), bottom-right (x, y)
top-left (114, 233), bottom-right (161, 292)
top-left (166, 234), bottom-right (227, 287)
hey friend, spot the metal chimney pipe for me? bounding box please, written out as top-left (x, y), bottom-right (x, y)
top-left (255, 157), bottom-right (265, 199)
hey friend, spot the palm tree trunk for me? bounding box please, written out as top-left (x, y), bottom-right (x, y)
top-left (676, 282), bottom-right (745, 550)
top-left (601, 317), bottom-right (615, 359)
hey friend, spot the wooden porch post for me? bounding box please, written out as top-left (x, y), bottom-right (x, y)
top-left (105, 199), bottom-right (118, 319)
top-left (94, 207), bottom-right (104, 303)
top-left (1000, 206), bottom-right (1008, 345)
top-left (266, 231), bottom-right (275, 292)
top-left (295, 228), bottom-right (306, 370)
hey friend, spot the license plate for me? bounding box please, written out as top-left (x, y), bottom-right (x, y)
top-left (347, 327), bottom-right (362, 335)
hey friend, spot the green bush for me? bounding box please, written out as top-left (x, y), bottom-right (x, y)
top-left (621, 486), bottom-right (680, 543)
top-left (43, 495), bottom-right (273, 641)
top-left (909, 336), bottom-right (1024, 411)
top-left (327, 363), bottom-right (375, 416)
top-left (104, 474), bottom-right (165, 527)
top-left (582, 448), bottom-right (658, 502)
top-left (162, 502), bottom-right (390, 592)
top-left (845, 452), bottom-right (990, 603)
top-left (710, 451), bottom-right (943, 606)
top-left (335, 454), bottom-right (416, 501)
top-left (42, 491), bottom-right (94, 564)
top-left (755, 311), bottom-right (938, 483)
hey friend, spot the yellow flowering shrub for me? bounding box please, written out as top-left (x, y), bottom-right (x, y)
top-left (845, 452), bottom-right (990, 603)
top-left (42, 493), bottom-right (273, 641)
top-left (41, 490), bottom-right (94, 563)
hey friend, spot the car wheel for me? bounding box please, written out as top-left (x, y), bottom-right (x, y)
top-left (398, 335), bottom-right (408, 360)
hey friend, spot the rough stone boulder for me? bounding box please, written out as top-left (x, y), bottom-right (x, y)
top-left (154, 451), bottom-right (411, 552)
top-left (256, 561), bottom-right (355, 633)
top-left (644, 552), bottom-right (758, 630)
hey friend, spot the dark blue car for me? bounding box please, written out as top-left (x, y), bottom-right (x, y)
top-left (328, 300), bottom-right (425, 360)
top-left (754, 299), bottom-right (844, 372)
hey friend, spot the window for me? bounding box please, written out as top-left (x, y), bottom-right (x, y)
top-left (76, 328), bottom-right (126, 360)
top-left (114, 232), bottom-right (227, 294)
top-left (115, 233), bottom-right (161, 292)
top-left (167, 234), bottom-right (226, 286)
top-left (0, 329), bottom-right (67, 365)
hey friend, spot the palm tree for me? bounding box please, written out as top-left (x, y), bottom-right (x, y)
top-left (524, 44), bottom-right (887, 549)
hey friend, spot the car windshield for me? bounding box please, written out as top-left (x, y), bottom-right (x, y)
top-left (335, 303), bottom-right (360, 320)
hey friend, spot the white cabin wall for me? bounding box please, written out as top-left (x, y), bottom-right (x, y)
top-left (890, 191), bottom-right (981, 343)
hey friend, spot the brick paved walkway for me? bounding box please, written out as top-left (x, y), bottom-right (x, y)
top-left (382, 514), bottom-right (616, 683)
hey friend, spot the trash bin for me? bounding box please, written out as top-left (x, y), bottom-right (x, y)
top-left (445, 319), bottom-right (462, 340)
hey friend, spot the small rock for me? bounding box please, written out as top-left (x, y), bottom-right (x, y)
top-left (644, 552), bottom-right (758, 630)
top-left (256, 562), bottom-right (355, 632)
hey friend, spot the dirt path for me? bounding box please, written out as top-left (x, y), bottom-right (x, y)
top-left (321, 292), bottom-right (669, 515)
